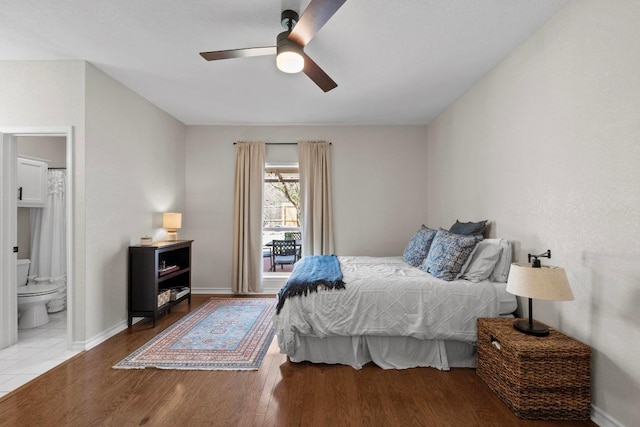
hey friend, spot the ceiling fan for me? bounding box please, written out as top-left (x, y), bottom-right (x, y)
top-left (199, 0), bottom-right (346, 92)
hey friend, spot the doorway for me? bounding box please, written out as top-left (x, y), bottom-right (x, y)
top-left (0, 127), bottom-right (73, 350)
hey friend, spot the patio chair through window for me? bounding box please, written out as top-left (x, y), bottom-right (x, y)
top-left (284, 231), bottom-right (302, 260)
top-left (271, 239), bottom-right (297, 271)
top-left (284, 231), bottom-right (301, 240)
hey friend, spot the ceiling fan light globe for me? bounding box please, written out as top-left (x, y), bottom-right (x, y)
top-left (277, 51), bottom-right (304, 73)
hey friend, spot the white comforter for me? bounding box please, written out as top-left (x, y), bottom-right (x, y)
top-left (273, 256), bottom-right (500, 356)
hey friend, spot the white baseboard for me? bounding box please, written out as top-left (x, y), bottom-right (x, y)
top-left (76, 320), bottom-right (129, 351)
top-left (192, 277), bottom-right (285, 295)
top-left (192, 287), bottom-right (280, 295)
top-left (191, 287), bottom-right (234, 294)
top-left (591, 404), bottom-right (624, 427)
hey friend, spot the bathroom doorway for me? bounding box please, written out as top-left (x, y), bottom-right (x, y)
top-left (0, 127), bottom-right (73, 351)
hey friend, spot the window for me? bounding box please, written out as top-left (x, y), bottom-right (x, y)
top-left (263, 164), bottom-right (300, 273)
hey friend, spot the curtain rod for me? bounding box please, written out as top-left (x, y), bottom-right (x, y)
top-left (232, 142), bottom-right (331, 145)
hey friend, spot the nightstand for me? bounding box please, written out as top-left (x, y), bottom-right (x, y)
top-left (476, 318), bottom-right (591, 420)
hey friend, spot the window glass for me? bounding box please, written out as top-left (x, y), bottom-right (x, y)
top-left (263, 164), bottom-right (300, 273)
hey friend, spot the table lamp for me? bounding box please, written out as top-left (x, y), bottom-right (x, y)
top-left (506, 250), bottom-right (574, 336)
top-left (163, 212), bottom-right (182, 241)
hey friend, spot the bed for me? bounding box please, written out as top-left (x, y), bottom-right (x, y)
top-left (272, 228), bottom-right (516, 370)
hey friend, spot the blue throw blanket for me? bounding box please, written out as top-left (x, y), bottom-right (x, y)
top-left (276, 255), bottom-right (345, 314)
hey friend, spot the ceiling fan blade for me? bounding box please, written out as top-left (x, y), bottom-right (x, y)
top-left (302, 52), bottom-right (337, 92)
top-left (200, 46), bottom-right (276, 61)
top-left (289, 0), bottom-right (346, 47)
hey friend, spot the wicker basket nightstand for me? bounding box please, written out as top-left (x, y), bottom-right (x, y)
top-left (476, 318), bottom-right (591, 420)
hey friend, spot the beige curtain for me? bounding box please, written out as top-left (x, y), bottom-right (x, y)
top-left (232, 141), bottom-right (265, 292)
top-left (298, 141), bottom-right (335, 256)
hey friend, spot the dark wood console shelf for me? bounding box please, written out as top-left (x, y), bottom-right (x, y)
top-left (128, 240), bottom-right (193, 327)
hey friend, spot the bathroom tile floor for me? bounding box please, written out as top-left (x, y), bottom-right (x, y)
top-left (0, 311), bottom-right (79, 398)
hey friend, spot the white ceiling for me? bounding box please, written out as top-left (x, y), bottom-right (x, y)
top-left (0, 0), bottom-right (567, 125)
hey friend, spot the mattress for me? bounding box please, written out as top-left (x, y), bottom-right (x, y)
top-left (494, 281), bottom-right (517, 315)
top-left (274, 256), bottom-right (515, 361)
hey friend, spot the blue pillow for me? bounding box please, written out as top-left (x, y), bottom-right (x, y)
top-left (449, 219), bottom-right (488, 236)
top-left (422, 229), bottom-right (482, 281)
top-left (403, 225), bottom-right (437, 267)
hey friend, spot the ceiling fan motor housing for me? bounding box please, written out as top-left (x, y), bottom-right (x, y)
top-left (276, 31), bottom-right (304, 73)
top-left (276, 9), bottom-right (304, 73)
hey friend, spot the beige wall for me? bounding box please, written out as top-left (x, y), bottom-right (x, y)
top-left (1, 61), bottom-right (186, 347)
top-left (184, 125), bottom-right (429, 291)
top-left (84, 64), bottom-right (186, 340)
top-left (425, 1), bottom-right (640, 425)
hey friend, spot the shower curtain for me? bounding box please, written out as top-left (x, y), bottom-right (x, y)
top-left (30, 169), bottom-right (67, 313)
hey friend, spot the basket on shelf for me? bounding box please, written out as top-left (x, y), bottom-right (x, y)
top-left (157, 289), bottom-right (171, 307)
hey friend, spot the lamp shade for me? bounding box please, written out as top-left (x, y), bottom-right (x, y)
top-left (162, 212), bottom-right (182, 230)
top-left (506, 262), bottom-right (574, 301)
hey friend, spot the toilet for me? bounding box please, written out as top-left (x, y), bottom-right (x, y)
top-left (17, 259), bottom-right (58, 329)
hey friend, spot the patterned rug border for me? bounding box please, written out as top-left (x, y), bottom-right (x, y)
top-left (113, 298), bottom-right (276, 371)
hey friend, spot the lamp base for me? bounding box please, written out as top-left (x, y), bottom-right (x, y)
top-left (513, 319), bottom-right (549, 337)
top-left (166, 231), bottom-right (178, 241)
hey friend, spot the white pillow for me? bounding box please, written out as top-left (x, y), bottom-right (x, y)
top-left (458, 241), bottom-right (502, 282)
top-left (486, 238), bottom-right (512, 282)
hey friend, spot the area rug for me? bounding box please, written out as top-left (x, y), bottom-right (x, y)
top-left (113, 298), bottom-right (276, 370)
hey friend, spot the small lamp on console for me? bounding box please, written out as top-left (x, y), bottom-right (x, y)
top-left (506, 250), bottom-right (574, 336)
top-left (163, 212), bottom-right (182, 241)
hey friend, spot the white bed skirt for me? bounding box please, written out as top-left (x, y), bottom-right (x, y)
top-left (286, 335), bottom-right (477, 370)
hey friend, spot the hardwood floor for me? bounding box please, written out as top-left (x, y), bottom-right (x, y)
top-left (0, 295), bottom-right (597, 426)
